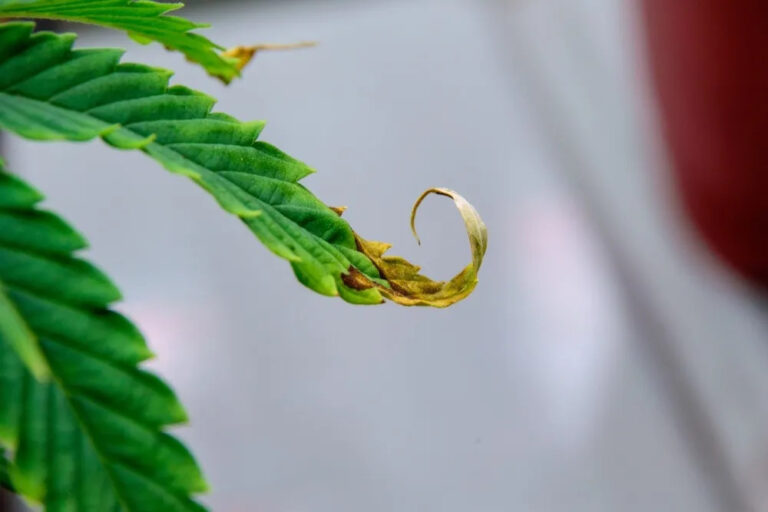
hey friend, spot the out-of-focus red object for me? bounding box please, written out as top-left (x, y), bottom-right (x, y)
top-left (640, 0), bottom-right (768, 287)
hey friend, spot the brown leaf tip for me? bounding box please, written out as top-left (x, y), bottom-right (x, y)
top-left (222, 41), bottom-right (318, 72)
top-left (329, 205), bottom-right (347, 217)
top-left (344, 188), bottom-right (487, 307)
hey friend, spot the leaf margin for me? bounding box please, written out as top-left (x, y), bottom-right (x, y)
top-left (0, 0), bottom-right (242, 82)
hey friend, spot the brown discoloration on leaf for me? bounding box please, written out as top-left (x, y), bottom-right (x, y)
top-left (330, 205), bottom-right (347, 217)
top-left (341, 266), bottom-right (376, 291)
top-left (222, 41), bottom-right (318, 72)
top-left (345, 188), bottom-right (487, 307)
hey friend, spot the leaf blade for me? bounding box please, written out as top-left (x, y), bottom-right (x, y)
top-left (0, 280), bottom-right (48, 381)
top-left (0, 0), bottom-right (240, 82)
top-left (0, 165), bottom-right (207, 511)
top-left (0, 22), bottom-right (487, 307)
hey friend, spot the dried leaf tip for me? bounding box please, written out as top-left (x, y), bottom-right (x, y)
top-left (352, 188), bottom-right (488, 307)
top-left (330, 205), bottom-right (347, 217)
top-left (410, 188), bottom-right (487, 271)
top-left (222, 41), bottom-right (318, 71)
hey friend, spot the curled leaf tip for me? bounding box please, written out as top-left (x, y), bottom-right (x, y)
top-left (349, 188), bottom-right (487, 307)
top-left (222, 41), bottom-right (318, 72)
top-left (418, 188), bottom-right (488, 272)
top-left (410, 187), bottom-right (458, 246)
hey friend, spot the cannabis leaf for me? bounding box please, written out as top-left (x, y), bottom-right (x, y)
top-left (0, 0), bottom-right (241, 82)
top-left (0, 22), bottom-right (487, 307)
top-left (0, 162), bottom-right (207, 511)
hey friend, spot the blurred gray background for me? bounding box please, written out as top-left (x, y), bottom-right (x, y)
top-left (5, 0), bottom-right (768, 511)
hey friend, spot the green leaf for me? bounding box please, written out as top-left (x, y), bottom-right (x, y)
top-left (1, 450), bottom-right (13, 491)
top-left (0, 22), bottom-right (385, 305)
top-left (0, 278), bottom-right (48, 380)
top-left (0, 165), bottom-right (207, 510)
top-left (0, 22), bottom-right (488, 307)
top-left (0, 0), bottom-right (241, 82)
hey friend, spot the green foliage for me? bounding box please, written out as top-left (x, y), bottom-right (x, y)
top-left (1, 450), bottom-right (13, 490)
top-left (0, 163), bottom-right (207, 511)
top-left (0, 277), bottom-right (48, 381)
top-left (0, 0), bottom-right (241, 82)
top-left (0, 2), bottom-right (487, 509)
top-left (0, 22), bottom-right (387, 305)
